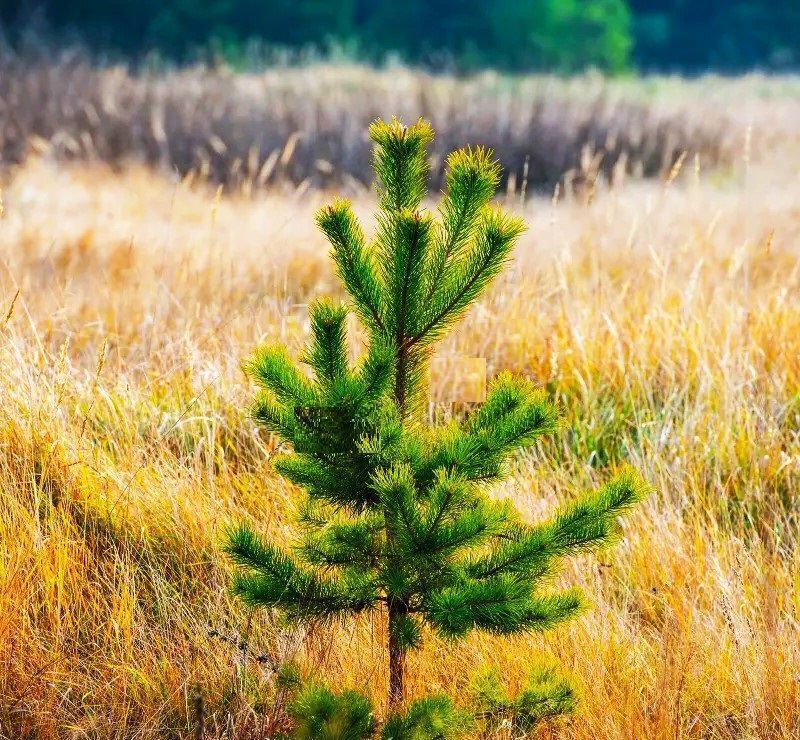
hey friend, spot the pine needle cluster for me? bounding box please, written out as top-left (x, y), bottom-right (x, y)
top-left (226, 117), bottom-right (647, 736)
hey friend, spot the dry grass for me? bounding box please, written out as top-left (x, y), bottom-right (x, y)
top-left (0, 84), bottom-right (800, 739)
top-left (1, 49), bottom-right (783, 193)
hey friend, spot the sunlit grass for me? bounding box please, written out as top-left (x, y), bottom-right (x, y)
top-left (0, 128), bottom-right (799, 738)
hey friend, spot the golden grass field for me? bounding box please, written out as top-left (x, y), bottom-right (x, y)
top-left (1, 80), bottom-right (799, 738)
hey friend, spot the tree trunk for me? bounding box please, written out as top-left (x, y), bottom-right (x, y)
top-left (387, 604), bottom-right (406, 709)
top-left (388, 335), bottom-right (410, 710)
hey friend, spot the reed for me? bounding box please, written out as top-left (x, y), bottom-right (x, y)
top-left (1, 49), bottom-right (785, 193)
top-left (0, 84), bottom-right (798, 738)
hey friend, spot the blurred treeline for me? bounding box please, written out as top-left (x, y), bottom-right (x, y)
top-left (0, 0), bottom-right (797, 72)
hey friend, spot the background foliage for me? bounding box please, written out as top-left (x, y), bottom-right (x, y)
top-left (1, 0), bottom-right (798, 72)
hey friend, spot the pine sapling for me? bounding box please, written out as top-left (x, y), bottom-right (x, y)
top-left (226, 118), bottom-right (647, 734)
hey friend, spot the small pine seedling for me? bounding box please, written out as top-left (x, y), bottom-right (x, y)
top-left (226, 118), bottom-right (647, 734)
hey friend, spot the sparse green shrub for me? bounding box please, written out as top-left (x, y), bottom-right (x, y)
top-left (383, 695), bottom-right (467, 740)
top-left (290, 684), bottom-right (376, 740)
top-left (472, 665), bottom-right (577, 733)
top-left (226, 118), bottom-right (647, 736)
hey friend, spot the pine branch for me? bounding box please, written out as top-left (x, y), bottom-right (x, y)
top-left (424, 579), bottom-right (583, 637)
top-left (424, 147), bottom-right (501, 301)
top-left (250, 393), bottom-right (299, 440)
top-left (353, 339), bottom-right (395, 408)
top-left (317, 199), bottom-right (385, 334)
top-left (244, 344), bottom-right (317, 408)
top-left (468, 372), bottom-right (546, 433)
top-left (275, 453), bottom-right (380, 509)
top-left (301, 516), bottom-right (385, 569)
top-left (374, 465), bottom-right (502, 597)
top-left (411, 207), bottom-right (525, 346)
top-left (480, 392), bottom-right (560, 453)
top-left (379, 209), bottom-right (432, 341)
top-left (369, 117), bottom-right (433, 212)
top-left (546, 466), bottom-right (649, 551)
top-left (225, 525), bottom-right (378, 618)
top-left (465, 524), bottom-right (555, 581)
top-left (412, 426), bottom-right (512, 486)
top-left (423, 470), bottom-right (477, 531)
top-left (303, 299), bottom-right (349, 387)
top-left (467, 468), bottom-right (648, 581)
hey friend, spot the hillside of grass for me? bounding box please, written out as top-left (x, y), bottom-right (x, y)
top-left (7, 53), bottom-right (799, 194)
top-left (1, 89), bottom-right (799, 736)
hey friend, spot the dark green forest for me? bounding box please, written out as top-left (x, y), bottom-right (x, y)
top-left (1, 0), bottom-right (797, 72)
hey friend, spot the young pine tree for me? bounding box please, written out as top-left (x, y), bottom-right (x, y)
top-left (226, 118), bottom-right (646, 732)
